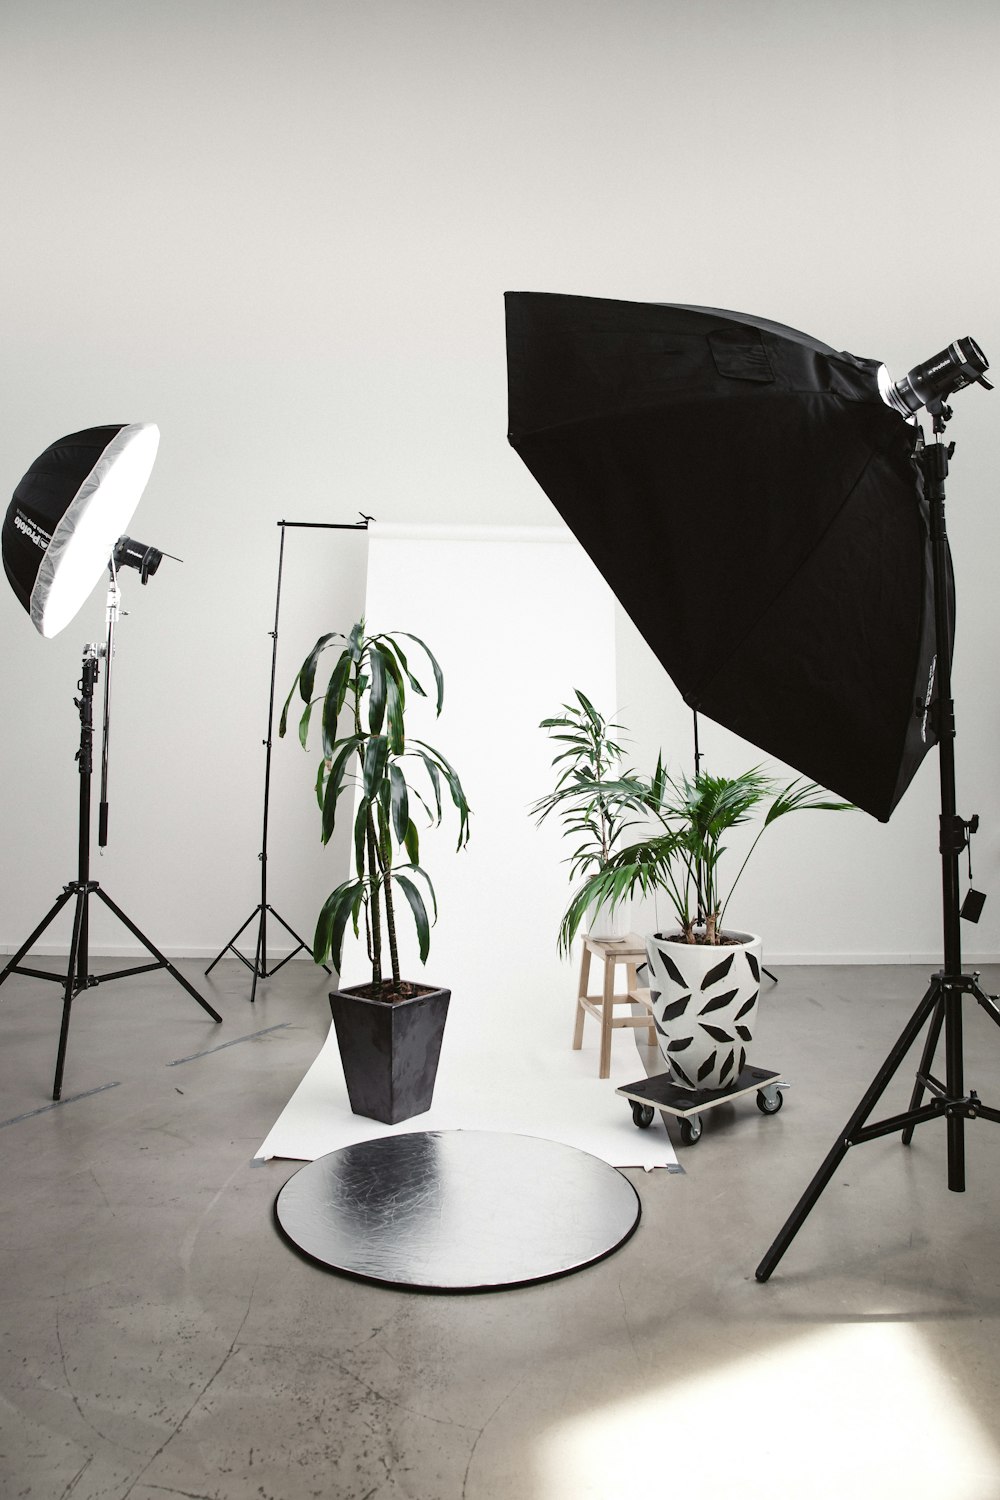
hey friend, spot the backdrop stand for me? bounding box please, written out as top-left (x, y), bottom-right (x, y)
top-left (756, 423), bottom-right (1000, 1281)
top-left (0, 645), bottom-right (222, 1100)
top-left (207, 516), bottom-right (371, 1002)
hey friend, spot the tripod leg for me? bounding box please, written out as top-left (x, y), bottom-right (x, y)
top-left (972, 978), bottom-right (1000, 1028)
top-left (94, 888), bottom-right (222, 1023)
top-left (0, 888), bottom-right (76, 991)
top-left (52, 890), bottom-right (88, 1101)
top-left (901, 998), bottom-right (945, 1146)
top-left (205, 907), bottom-right (262, 977)
top-left (756, 977), bottom-right (943, 1282)
top-left (250, 912), bottom-right (266, 1006)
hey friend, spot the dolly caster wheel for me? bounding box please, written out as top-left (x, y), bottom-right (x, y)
top-left (631, 1101), bottom-right (655, 1129)
top-left (756, 1088), bottom-right (784, 1115)
top-left (679, 1115), bottom-right (703, 1146)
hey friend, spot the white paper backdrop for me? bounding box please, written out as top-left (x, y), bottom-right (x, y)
top-left (258, 522), bottom-right (677, 1167)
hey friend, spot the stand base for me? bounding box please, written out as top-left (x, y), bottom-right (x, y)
top-left (0, 879), bottom-right (221, 1100)
top-left (205, 903), bottom-right (330, 1002)
top-left (274, 1130), bottom-right (641, 1291)
top-left (756, 970), bottom-right (1000, 1281)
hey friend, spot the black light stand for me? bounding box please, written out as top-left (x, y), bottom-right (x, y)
top-left (206, 516), bottom-right (371, 1002)
top-left (0, 635), bottom-right (222, 1100)
top-left (691, 708), bottom-right (778, 986)
top-left (756, 417), bottom-right (1000, 1281)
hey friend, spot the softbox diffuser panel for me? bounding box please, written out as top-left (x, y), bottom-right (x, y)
top-left (505, 292), bottom-right (944, 822)
top-left (3, 423), bottom-right (159, 638)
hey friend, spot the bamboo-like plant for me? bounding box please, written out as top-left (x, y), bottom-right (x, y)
top-left (531, 690), bottom-right (653, 886)
top-left (555, 760), bottom-right (852, 953)
top-left (280, 620), bottom-right (471, 995)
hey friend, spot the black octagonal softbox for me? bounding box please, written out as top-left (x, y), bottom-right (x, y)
top-left (505, 291), bottom-right (945, 822)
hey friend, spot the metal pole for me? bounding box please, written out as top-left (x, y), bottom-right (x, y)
top-left (755, 423), bottom-right (988, 1279)
top-left (206, 515), bottom-right (372, 997)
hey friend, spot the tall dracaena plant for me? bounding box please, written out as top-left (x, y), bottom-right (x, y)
top-left (280, 620), bottom-right (471, 993)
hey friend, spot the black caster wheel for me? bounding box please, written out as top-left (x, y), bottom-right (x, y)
top-left (756, 1088), bottom-right (784, 1115)
top-left (631, 1101), bottom-right (655, 1129)
top-left (679, 1115), bottom-right (703, 1146)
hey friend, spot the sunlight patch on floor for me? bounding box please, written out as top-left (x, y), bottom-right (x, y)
top-left (535, 1321), bottom-right (999, 1500)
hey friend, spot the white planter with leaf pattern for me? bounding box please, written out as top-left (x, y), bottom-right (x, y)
top-left (644, 930), bottom-right (763, 1091)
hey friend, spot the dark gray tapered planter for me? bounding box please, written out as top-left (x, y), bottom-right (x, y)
top-left (329, 983), bottom-right (451, 1125)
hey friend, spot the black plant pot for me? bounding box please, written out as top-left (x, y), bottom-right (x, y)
top-left (328, 983), bottom-right (451, 1125)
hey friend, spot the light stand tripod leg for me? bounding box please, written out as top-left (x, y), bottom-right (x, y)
top-left (0, 887), bottom-right (75, 990)
top-left (53, 888), bottom-right (89, 1100)
top-left (901, 996), bottom-right (945, 1145)
top-left (205, 906), bottom-right (263, 978)
top-left (976, 983), bottom-right (1000, 1031)
top-left (94, 887), bottom-right (222, 1023)
top-left (756, 976), bottom-right (943, 1282)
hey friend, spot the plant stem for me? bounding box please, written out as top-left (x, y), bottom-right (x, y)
top-left (365, 811), bottom-right (383, 987)
top-left (354, 666), bottom-right (384, 987)
top-left (381, 824), bottom-right (401, 988)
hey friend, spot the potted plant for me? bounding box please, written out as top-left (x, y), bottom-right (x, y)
top-left (531, 690), bottom-right (653, 941)
top-left (280, 619), bottom-right (471, 1124)
top-left (557, 757), bottom-right (851, 1090)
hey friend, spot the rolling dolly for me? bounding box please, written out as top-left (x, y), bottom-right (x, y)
top-left (616, 1064), bottom-right (786, 1146)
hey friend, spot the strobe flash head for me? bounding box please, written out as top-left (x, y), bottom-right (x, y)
top-left (880, 336), bottom-right (992, 419)
top-left (113, 534), bottom-right (164, 584)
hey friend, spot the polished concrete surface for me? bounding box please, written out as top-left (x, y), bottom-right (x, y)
top-left (2, 957), bottom-right (1000, 1499)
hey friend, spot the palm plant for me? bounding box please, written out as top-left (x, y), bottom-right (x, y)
top-left (532, 689), bottom-right (654, 899)
top-left (280, 620), bottom-right (470, 994)
top-left (556, 763), bottom-right (852, 953)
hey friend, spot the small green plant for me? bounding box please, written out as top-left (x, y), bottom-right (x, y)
top-left (280, 620), bottom-right (471, 995)
top-left (531, 689), bottom-right (656, 938)
top-left (558, 761), bottom-right (851, 952)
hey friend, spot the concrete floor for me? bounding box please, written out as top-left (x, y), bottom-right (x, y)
top-left (2, 956), bottom-right (1000, 1500)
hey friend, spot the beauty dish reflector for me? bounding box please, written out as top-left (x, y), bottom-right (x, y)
top-left (2, 423), bottom-right (159, 638)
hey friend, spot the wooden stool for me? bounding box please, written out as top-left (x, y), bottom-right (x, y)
top-left (573, 932), bottom-right (656, 1079)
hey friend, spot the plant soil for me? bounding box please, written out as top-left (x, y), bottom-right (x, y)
top-left (659, 931), bottom-right (746, 947)
top-left (347, 979), bottom-right (439, 1003)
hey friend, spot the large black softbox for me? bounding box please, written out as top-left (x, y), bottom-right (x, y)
top-left (505, 292), bottom-right (946, 822)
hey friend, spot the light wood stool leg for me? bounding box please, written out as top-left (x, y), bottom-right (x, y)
top-left (573, 943), bottom-right (590, 1050)
top-left (599, 952), bottom-right (615, 1079)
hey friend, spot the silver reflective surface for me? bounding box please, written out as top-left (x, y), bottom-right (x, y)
top-left (275, 1130), bottom-right (641, 1291)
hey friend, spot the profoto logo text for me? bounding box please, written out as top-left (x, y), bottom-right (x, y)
top-left (13, 511), bottom-right (50, 551)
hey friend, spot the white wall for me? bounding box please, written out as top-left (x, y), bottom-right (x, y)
top-left (1, 0), bottom-right (998, 964)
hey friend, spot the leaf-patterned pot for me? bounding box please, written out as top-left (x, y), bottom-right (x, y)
top-left (644, 930), bottom-right (762, 1092)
